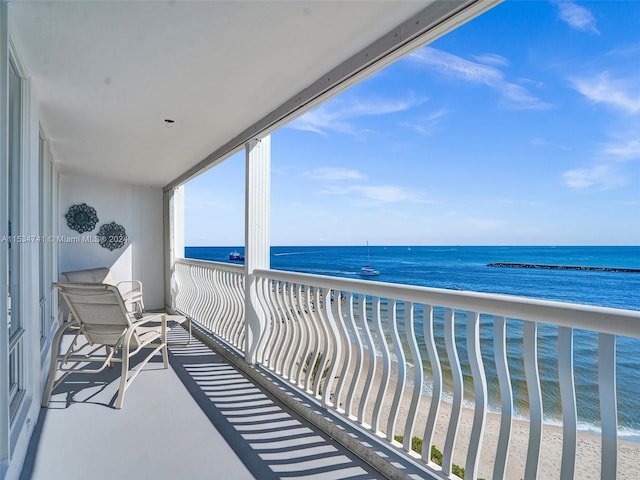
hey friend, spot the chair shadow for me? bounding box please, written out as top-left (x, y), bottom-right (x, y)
top-left (42, 345), bottom-right (168, 410)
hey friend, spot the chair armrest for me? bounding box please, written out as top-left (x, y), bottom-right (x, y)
top-left (131, 313), bottom-right (164, 326)
top-left (125, 314), bottom-right (167, 351)
top-left (116, 280), bottom-right (143, 292)
top-left (118, 281), bottom-right (144, 314)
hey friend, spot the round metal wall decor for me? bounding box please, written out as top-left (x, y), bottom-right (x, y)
top-left (97, 222), bottom-right (128, 251)
top-left (65, 203), bottom-right (99, 233)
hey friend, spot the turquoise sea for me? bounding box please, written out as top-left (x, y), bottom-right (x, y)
top-left (186, 245), bottom-right (640, 439)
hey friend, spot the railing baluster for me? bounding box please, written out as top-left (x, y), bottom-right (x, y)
top-left (296, 285), bottom-right (314, 388)
top-left (386, 299), bottom-right (407, 442)
top-left (228, 271), bottom-right (245, 347)
top-left (194, 265), bottom-right (208, 326)
top-left (260, 278), bottom-right (280, 368)
top-left (183, 263), bottom-right (197, 315)
top-left (200, 267), bottom-right (216, 331)
top-left (218, 270), bottom-right (233, 339)
top-left (466, 311), bottom-right (487, 479)
top-left (223, 269), bottom-right (238, 341)
top-left (331, 290), bottom-right (352, 413)
top-left (371, 296), bottom-right (390, 434)
top-left (173, 262), bottom-right (186, 313)
top-left (321, 289), bottom-right (343, 409)
top-left (493, 315), bottom-right (512, 480)
top-left (210, 269), bottom-right (224, 333)
top-left (523, 320), bottom-right (542, 480)
top-left (269, 280), bottom-right (285, 369)
top-left (271, 281), bottom-right (289, 374)
top-left (558, 326), bottom-right (577, 480)
top-left (422, 304), bottom-right (442, 465)
top-left (313, 288), bottom-right (333, 401)
top-left (304, 287), bottom-right (322, 395)
top-left (344, 292), bottom-right (364, 419)
top-left (290, 284), bottom-right (307, 385)
top-left (282, 283), bottom-right (300, 380)
top-left (599, 333), bottom-right (617, 480)
top-left (358, 295), bottom-right (377, 426)
top-left (403, 301), bottom-right (423, 453)
top-left (191, 265), bottom-right (204, 321)
top-left (442, 308), bottom-right (463, 476)
top-left (252, 276), bottom-right (267, 362)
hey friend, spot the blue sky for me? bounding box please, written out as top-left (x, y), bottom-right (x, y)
top-left (185, 1), bottom-right (640, 246)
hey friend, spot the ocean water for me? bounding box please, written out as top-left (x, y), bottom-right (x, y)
top-left (186, 245), bottom-right (640, 439)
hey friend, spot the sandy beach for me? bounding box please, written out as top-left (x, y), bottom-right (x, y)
top-left (328, 356), bottom-right (640, 479)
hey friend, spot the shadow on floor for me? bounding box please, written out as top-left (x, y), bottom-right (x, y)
top-left (166, 327), bottom-right (383, 480)
top-left (22, 324), bottom-right (383, 480)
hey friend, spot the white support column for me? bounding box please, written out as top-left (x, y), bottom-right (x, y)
top-left (244, 135), bottom-right (270, 364)
top-left (164, 185), bottom-right (184, 311)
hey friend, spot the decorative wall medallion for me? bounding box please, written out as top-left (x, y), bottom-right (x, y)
top-left (97, 222), bottom-right (128, 251)
top-left (65, 203), bottom-right (99, 233)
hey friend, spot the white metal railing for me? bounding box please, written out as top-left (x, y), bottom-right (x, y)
top-left (174, 259), bottom-right (245, 350)
top-left (173, 259), bottom-right (640, 480)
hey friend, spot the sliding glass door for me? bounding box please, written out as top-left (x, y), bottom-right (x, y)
top-left (7, 57), bottom-right (24, 419)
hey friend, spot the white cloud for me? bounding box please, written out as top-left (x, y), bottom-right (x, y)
top-left (411, 47), bottom-right (502, 84)
top-left (562, 129), bottom-right (640, 190)
top-left (555, 1), bottom-right (599, 34)
top-left (409, 47), bottom-right (551, 110)
top-left (306, 167), bottom-right (365, 181)
top-left (319, 184), bottom-right (427, 205)
top-left (603, 139), bottom-right (640, 160)
top-left (471, 53), bottom-right (509, 67)
top-left (351, 185), bottom-right (422, 204)
top-left (572, 72), bottom-right (640, 114)
top-left (562, 164), bottom-right (625, 190)
top-left (289, 95), bottom-right (423, 135)
top-left (400, 108), bottom-right (450, 135)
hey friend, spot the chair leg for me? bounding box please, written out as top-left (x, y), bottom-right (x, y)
top-left (115, 348), bottom-right (130, 409)
top-left (162, 343), bottom-right (169, 369)
top-left (161, 314), bottom-right (169, 368)
top-left (42, 322), bottom-right (72, 407)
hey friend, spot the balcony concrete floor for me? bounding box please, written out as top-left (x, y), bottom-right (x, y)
top-left (22, 325), bottom-right (383, 480)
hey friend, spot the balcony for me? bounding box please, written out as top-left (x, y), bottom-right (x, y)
top-left (4, 2), bottom-right (640, 479)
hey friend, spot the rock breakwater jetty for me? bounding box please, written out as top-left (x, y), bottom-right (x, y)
top-left (487, 262), bottom-right (640, 273)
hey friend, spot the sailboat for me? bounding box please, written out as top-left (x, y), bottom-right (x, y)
top-left (360, 241), bottom-right (379, 276)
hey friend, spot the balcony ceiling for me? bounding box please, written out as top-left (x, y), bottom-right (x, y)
top-left (8, 1), bottom-right (473, 187)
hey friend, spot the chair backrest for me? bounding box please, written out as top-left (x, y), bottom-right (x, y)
top-left (54, 282), bottom-right (134, 346)
top-left (60, 267), bottom-right (115, 285)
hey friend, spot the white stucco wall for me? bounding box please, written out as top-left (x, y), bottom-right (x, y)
top-left (58, 174), bottom-right (164, 310)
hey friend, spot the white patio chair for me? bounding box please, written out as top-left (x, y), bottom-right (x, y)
top-left (61, 267), bottom-right (144, 315)
top-left (42, 282), bottom-right (168, 409)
